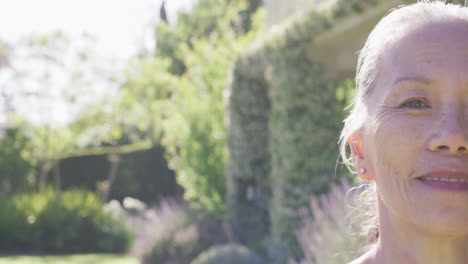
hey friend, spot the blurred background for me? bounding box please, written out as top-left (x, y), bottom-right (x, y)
top-left (2, 0), bottom-right (457, 263)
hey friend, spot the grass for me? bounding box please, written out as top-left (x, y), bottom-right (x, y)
top-left (0, 254), bottom-right (139, 264)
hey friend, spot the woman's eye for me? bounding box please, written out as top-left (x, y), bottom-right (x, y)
top-left (401, 98), bottom-right (430, 109)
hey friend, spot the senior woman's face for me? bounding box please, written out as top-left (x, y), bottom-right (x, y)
top-left (362, 21), bottom-right (468, 236)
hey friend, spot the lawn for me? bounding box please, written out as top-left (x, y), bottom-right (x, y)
top-left (0, 254), bottom-right (139, 264)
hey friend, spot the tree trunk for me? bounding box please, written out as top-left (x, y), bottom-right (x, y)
top-left (53, 160), bottom-right (61, 191)
top-left (102, 141), bottom-right (120, 202)
top-left (38, 159), bottom-right (50, 193)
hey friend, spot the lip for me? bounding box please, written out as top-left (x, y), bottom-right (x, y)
top-left (416, 170), bottom-right (468, 191)
top-left (417, 170), bottom-right (468, 180)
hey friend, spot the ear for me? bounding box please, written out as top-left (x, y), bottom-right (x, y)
top-left (348, 131), bottom-right (364, 161)
top-left (349, 131), bottom-right (375, 182)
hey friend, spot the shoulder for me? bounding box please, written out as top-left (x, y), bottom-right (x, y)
top-left (348, 257), bottom-right (372, 264)
top-left (348, 249), bottom-right (376, 264)
top-left (348, 256), bottom-right (373, 264)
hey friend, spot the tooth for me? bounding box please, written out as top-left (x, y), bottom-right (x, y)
top-left (449, 179), bottom-right (458, 182)
top-left (440, 178), bottom-right (450, 182)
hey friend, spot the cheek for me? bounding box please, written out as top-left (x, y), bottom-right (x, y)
top-left (365, 111), bottom-right (428, 209)
top-left (367, 110), bottom-right (429, 172)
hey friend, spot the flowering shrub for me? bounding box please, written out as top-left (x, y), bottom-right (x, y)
top-left (0, 188), bottom-right (132, 254)
top-left (127, 199), bottom-right (190, 261)
top-left (191, 243), bottom-right (266, 264)
top-left (291, 178), bottom-right (366, 264)
top-left (128, 199), bottom-right (232, 264)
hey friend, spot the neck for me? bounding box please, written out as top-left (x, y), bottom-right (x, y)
top-left (371, 196), bottom-right (468, 264)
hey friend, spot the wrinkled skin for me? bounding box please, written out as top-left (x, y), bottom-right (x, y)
top-left (351, 21), bottom-right (468, 264)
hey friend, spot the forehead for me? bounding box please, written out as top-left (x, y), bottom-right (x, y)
top-left (375, 21), bottom-right (468, 91)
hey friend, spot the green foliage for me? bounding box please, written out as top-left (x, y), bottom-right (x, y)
top-left (0, 40), bottom-right (10, 68)
top-left (160, 0), bottom-right (265, 213)
top-left (117, 57), bottom-right (177, 144)
top-left (226, 48), bottom-right (271, 251)
top-left (0, 188), bottom-right (132, 254)
top-left (191, 243), bottom-right (266, 264)
top-left (155, 0), bottom-right (253, 75)
top-left (268, 67), bottom-right (352, 260)
top-left (59, 146), bottom-right (177, 204)
top-left (446, 0), bottom-right (468, 4)
top-left (3, 31), bottom-right (117, 191)
top-left (227, 0), bottom-right (362, 261)
top-left (107, 146), bottom-right (177, 203)
top-left (0, 128), bottom-right (34, 195)
top-left (27, 124), bottom-right (76, 161)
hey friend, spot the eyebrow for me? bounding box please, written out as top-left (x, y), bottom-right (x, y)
top-left (392, 75), bottom-right (433, 87)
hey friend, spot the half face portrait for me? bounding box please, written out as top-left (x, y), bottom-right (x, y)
top-left (363, 21), bottom-right (468, 235)
top-left (343, 1), bottom-right (468, 263)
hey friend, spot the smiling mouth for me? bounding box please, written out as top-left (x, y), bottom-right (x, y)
top-left (418, 177), bottom-right (468, 183)
top-left (417, 172), bottom-right (468, 191)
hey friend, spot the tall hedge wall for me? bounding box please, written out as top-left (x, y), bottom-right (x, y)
top-left (227, 45), bottom-right (271, 250)
top-left (268, 54), bottom-right (351, 260)
top-left (60, 146), bottom-right (177, 204)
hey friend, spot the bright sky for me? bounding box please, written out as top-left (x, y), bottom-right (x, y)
top-left (0, 0), bottom-right (195, 60)
top-left (0, 0), bottom-right (196, 126)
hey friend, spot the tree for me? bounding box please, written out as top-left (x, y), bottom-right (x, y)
top-left (69, 56), bottom-right (177, 201)
top-left (0, 40), bottom-right (10, 69)
top-left (0, 127), bottom-right (34, 196)
top-left (0, 31), bottom-right (122, 192)
top-left (158, 0), bottom-right (265, 213)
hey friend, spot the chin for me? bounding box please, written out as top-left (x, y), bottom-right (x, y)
top-left (410, 212), bottom-right (468, 238)
top-left (408, 178), bottom-right (468, 237)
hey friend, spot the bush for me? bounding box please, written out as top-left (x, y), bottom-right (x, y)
top-left (191, 243), bottom-right (266, 264)
top-left (0, 188), bottom-right (132, 254)
top-left (129, 200), bottom-right (232, 264)
top-left (60, 146), bottom-right (177, 205)
top-left (161, 0), bottom-right (265, 214)
top-left (291, 178), bottom-right (364, 264)
top-left (0, 128), bottom-right (34, 196)
top-left (228, 5), bottom-right (354, 259)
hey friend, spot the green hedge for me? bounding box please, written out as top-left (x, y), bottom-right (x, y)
top-left (226, 46), bottom-right (271, 250)
top-left (60, 146), bottom-right (177, 205)
top-left (0, 189), bottom-right (132, 254)
top-left (227, 4), bottom-right (355, 262)
top-left (0, 128), bottom-right (34, 195)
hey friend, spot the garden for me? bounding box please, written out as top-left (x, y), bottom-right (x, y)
top-left (4, 0), bottom-right (465, 263)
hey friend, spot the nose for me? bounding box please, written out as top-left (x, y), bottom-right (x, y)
top-left (428, 111), bottom-right (468, 154)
